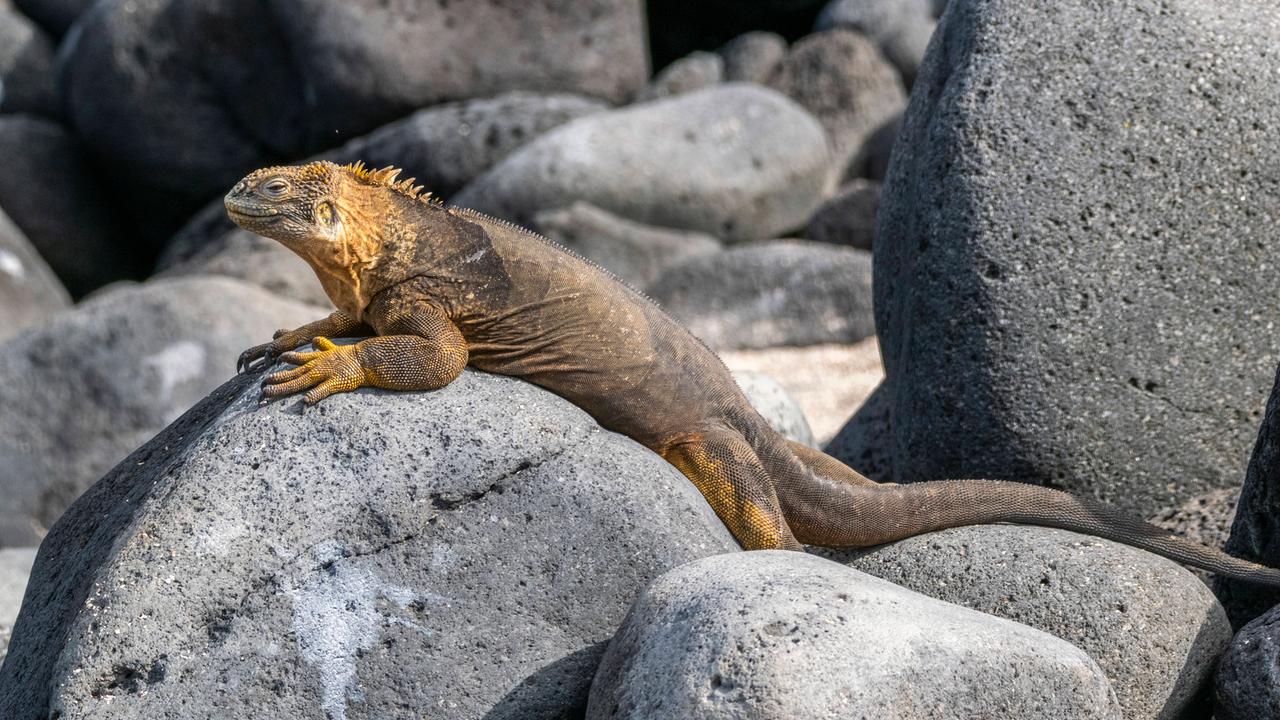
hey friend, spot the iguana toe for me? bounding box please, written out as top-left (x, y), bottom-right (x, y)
top-left (261, 336), bottom-right (364, 403)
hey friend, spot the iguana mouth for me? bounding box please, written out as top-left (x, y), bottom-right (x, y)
top-left (227, 206), bottom-right (280, 220)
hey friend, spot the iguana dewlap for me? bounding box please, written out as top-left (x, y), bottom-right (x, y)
top-left (224, 161), bottom-right (1280, 585)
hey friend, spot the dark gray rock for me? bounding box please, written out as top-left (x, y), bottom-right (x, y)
top-left (0, 115), bottom-right (134, 295)
top-left (0, 204), bottom-right (69, 341)
top-left (0, 1), bottom-right (58, 117)
top-left (1215, 604), bottom-right (1280, 720)
top-left (805, 178), bottom-right (880, 250)
top-left (0, 364), bottom-right (738, 718)
top-left (719, 31), bottom-right (787, 84)
top-left (587, 551), bottom-right (1121, 719)
top-left (841, 0), bottom-right (1280, 518)
top-left (815, 0), bottom-right (938, 85)
top-left (733, 370), bottom-right (815, 447)
top-left (60, 0), bottom-right (648, 198)
top-left (453, 84), bottom-right (831, 242)
top-left (12, 0), bottom-right (93, 36)
top-left (647, 240), bottom-right (875, 350)
top-left (0, 547), bottom-right (36, 664)
top-left (824, 526), bottom-right (1230, 720)
top-left (1219, 365), bottom-right (1280, 628)
top-left (158, 228), bottom-right (328, 308)
top-left (531, 202), bottom-right (721, 289)
top-left (767, 29), bottom-right (906, 182)
top-left (822, 380), bottom-right (893, 480)
top-left (638, 51), bottom-right (723, 101)
top-left (0, 275), bottom-right (322, 547)
top-left (846, 112), bottom-right (901, 181)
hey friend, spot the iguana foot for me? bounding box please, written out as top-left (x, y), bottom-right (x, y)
top-left (262, 336), bottom-right (365, 404)
top-left (237, 328), bottom-right (298, 374)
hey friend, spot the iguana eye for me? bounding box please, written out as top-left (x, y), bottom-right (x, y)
top-left (262, 179), bottom-right (290, 197)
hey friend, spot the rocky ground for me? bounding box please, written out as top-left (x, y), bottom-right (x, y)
top-left (2, 0), bottom-right (1280, 717)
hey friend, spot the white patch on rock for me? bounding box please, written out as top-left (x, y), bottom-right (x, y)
top-left (0, 249), bottom-right (23, 279)
top-left (289, 540), bottom-right (434, 720)
top-left (142, 341), bottom-right (206, 412)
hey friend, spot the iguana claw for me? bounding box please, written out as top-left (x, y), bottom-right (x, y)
top-left (236, 343), bottom-right (276, 374)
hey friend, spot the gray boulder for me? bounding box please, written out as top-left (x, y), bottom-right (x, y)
top-left (805, 178), bottom-right (880, 250)
top-left (824, 526), bottom-right (1230, 719)
top-left (719, 31), bottom-right (787, 84)
top-left (814, 0), bottom-right (938, 85)
top-left (0, 204), bottom-right (69, 340)
top-left (587, 551), bottom-right (1121, 719)
top-left (838, 0), bottom-right (1280, 517)
top-left (0, 547), bottom-right (36, 663)
top-left (637, 51), bottom-right (723, 101)
top-left (1219, 365), bottom-right (1280, 628)
top-left (61, 0), bottom-right (648, 198)
top-left (158, 228), bottom-right (327, 308)
top-left (647, 240), bottom-right (875, 350)
top-left (732, 370), bottom-right (815, 447)
top-left (1215, 604), bottom-right (1280, 720)
top-left (12, 0), bottom-right (93, 36)
top-left (0, 275), bottom-right (322, 547)
top-left (0, 1), bottom-right (58, 117)
top-left (454, 84), bottom-right (831, 242)
top-left (846, 111), bottom-right (901, 181)
top-left (767, 29), bottom-right (906, 182)
top-left (531, 202), bottom-right (721, 289)
top-left (0, 364), bottom-right (739, 719)
top-left (0, 115), bottom-right (133, 295)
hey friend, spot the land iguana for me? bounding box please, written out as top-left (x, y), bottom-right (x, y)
top-left (224, 160), bottom-right (1280, 585)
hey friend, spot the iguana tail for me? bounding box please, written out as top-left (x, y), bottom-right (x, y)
top-left (779, 443), bottom-right (1280, 587)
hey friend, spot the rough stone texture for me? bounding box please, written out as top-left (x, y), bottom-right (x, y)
top-left (719, 31), bottom-right (787, 84)
top-left (0, 364), bottom-right (739, 719)
top-left (721, 338), bottom-right (884, 445)
top-left (0, 115), bottom-right (134, 295)
top-left (61, 0), bottom-right (648, 198)
top-left (848, 0), bottom-right (1280, 518)
top-left (587, 551), bottom-right (1121, 719)
top-left (0, 203), bottom-right (69, 341)
top-left (825, 381), bottom-right (892, 480)
top-left (0, 547), bottom-right (36, 663)
top-left (1215, 604), bottom-right (1280, 720)
top-left (823, 526), bottom-right (1231, 720)
top-left (805, 178), bottom-right (880, 250)
top-left (647, 240), bottom-right (875, 350)
top-left (12, 0), bottom-right (92, 36)
top-left (454, 84), bottom-right (831, 242)
top-left (637, 51), bottom-right (723, 101)
top-left (531, 202), bottom-right (722, 289)
top-left (158, 228), bottom-right (328, 308)
top-left (1219, 365), bottom-right (1280, 629)
top-left (767, 29), bottom-right (906, 182)
top-left (0, 275), bottom-right (323, 548)
top-left (0, 0), bottom-right (59, 117)
top-left (815, 0), bottom-right (938, 85)
top-left (732, 371), bottom-right (815, 447)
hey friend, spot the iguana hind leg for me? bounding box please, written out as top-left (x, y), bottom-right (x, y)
top-left (662, 430), bottom-right (802, 551)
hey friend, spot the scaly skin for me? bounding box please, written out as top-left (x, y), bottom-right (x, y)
top-left (226, 161), bottom-right (1280, 585)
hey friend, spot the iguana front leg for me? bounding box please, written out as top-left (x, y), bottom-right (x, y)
top-left (261, 306), bottom-right (468, 404)
top-left (237, 311), bottom-right (373, 373)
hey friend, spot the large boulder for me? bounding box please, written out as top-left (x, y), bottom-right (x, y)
top-left (824, 526), bottom-right (1231, 719)
top-left (647, 240), bottom-right (875, 350)
top-left (0, 115), bottom-right (134, 295)
top-left (1215, 604), bottom-right (1280, 720)
top-left (0, 1), bottom-right (59, 117)
top-left (1218, 365), bottom-right (1280, 628)
top-left (838, 0), bottom-right (1280, 517)
top-left (60, 0), bottom-right (647, 199)
top-left (0, 547), bottom-right (36, 663)
top-left (531, 202), bottom-right (722, 289)
top-left (814, 0), bottom-right (938, 85)
top-left (453, 84), bottom-right (831, 242)
top-left (0, 365), bottom-right (739, 718)
top-left (158, 228), bottom-right (328, 308)
top-left (0, 275), bottom-right (322, 547)
top-left (0, 203), bottom-right (69, 341)
top-left (587, 551), bottom-right (1121, 719)
top-left (767, 29), bottom-right (906, 182)
top-left (804, 178), bottom-right (880, 250)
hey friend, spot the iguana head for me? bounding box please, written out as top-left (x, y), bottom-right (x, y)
top-left (224, 160), bottom-right (438, 317)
